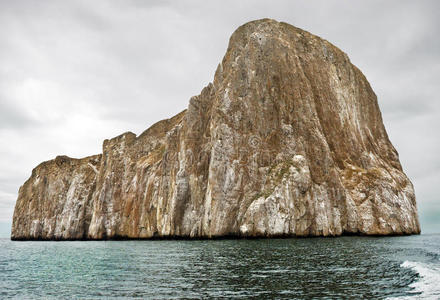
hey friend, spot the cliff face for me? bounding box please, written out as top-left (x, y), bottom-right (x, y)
top-left (11, 19), bottom-right (420, 240)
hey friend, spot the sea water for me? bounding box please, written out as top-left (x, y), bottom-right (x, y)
top-left (0, 234), bottom-right (439, 299)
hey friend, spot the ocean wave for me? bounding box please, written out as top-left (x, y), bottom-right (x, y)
top-left (390, 260), bottom-right (440, 299)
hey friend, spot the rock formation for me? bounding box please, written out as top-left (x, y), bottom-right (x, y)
top-left (11, 19), bottom-right (420, 240)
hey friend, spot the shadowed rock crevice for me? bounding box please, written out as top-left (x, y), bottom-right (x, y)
top-left (11, 19), bottom-right (420, 240)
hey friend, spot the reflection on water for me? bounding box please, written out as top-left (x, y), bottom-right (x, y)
top-left (1, 235), bottom-right (439, 299)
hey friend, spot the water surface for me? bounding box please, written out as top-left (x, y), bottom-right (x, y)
top-left (1, 235), bottom-right (439, 299)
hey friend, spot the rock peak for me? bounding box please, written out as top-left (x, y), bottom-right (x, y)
top-left (12, 20), bottom-right (420, 240)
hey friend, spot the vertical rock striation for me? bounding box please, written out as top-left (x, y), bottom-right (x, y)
top-left (12, 19), bottom-right (420, 240)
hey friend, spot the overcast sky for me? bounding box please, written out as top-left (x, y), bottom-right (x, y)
top-left (0, 0), bottom-right (439, 235)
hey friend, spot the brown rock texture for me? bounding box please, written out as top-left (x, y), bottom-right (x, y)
top-left (11, 19), bottom-right (420, 240)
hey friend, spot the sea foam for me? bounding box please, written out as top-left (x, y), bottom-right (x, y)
top-left (394, 260), bottom-right (440, 299)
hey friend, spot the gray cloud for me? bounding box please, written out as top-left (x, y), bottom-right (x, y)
top-left (0, 97), bottom-right (38, 129)
top-left (0, 0), bottom-right (438, 233)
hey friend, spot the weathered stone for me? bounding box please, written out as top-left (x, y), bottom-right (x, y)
top-left (11, 19), bottom-right (420, 240)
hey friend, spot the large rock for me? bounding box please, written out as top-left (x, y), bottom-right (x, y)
top-left (11, 19), bottom-right (420, 240)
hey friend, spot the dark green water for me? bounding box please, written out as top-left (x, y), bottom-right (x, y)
top-left (1, 235), bottom-right (439, 299)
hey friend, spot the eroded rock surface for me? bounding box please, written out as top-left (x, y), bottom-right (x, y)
top-left (12, 19), bottom-right (420, 240)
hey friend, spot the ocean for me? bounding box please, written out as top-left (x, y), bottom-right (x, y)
top-left (0, 234), bottom-right (439, 299)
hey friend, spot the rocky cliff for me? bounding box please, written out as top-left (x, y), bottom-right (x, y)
top-left (11, 19), bottom-right (420, 240)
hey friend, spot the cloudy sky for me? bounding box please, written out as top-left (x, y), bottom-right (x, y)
top-left (0, 0), bottom-right (438, 235)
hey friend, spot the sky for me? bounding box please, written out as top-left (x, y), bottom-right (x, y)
top-left (0, 0), bottom-right (439, 235)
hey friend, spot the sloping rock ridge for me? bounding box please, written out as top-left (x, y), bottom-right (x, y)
top-left (11, 19), bottom-right (420, 240)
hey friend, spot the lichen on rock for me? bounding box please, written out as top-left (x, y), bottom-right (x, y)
top-left (11, 19), bottom-right (420, 240)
